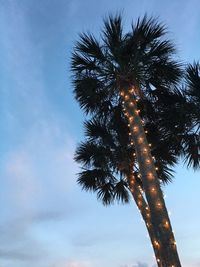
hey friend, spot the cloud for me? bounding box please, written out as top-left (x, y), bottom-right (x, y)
top-left (133, 263), bottom-right (149, 267)
top-left (56, 260), bottom-right (93, 267)
top-left (0, 248), bottom-right (44, 262)
top-left (121, 263), bottom-right (153, 267)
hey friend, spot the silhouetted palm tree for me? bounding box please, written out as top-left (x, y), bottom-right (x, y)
top-left (74, 100), bottom-right (179, 264)
top-left (74, 79), bottom-right (200, 266)
top-left (71, 14), bottom-right (187, 266)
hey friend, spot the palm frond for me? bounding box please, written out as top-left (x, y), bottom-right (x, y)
top-left (77, 169), bottom-right (115, 192)
top-left (97, 182), bottom-right (115, 205)
top-left (75, 33), bottom-right (105, 62)
top-left (73, 76), bottom-right (108, 114)
top-left (186, 62), bottom-right (200, 99)
top-left (75, 141), bottom-right (111, 168)
top-left (113, 180), bottom-right (130, 204)
top-left (84, 119), bottom-right (114, 146)
top-left (182, 133), bottom-right (200, 170)
top-left (103, 14), bottom-right (123, 55)
top-left (132, 15), bottom-right (166, 46)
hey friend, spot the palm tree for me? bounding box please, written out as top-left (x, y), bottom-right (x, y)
top-left (71, 15), bottom-right (184, 266)
top-left (74, 76), bottom-right (200, 267)
top-left (75, 101), bottom-right (180, 266)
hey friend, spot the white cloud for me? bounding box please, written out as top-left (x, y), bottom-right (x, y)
top-left (57, 260), bottom-right (93, 267)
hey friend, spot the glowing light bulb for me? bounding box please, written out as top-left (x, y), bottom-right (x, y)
top-left (146, 159), bottom-right (151, 164)
top-left (157, 202), bottom-right (162, 208)
top-left (138, 137), bottom-right (143, 144)
top-left (129, 116), bottom-right (134, 121)
top-left (164, 220), bottom-right (169, 227)
top-left (148, 172), bottom-right (153, 179)
top-left (155, 167), bottom-right (159, 171)
top-left (125, 95), bottom-right (129, 100)
top-left (151, 187), bottom-right (156, 193)
top-left (145, 130), bottom-right (148, 133)
top-left (129, 102), bottom-right (134, 106)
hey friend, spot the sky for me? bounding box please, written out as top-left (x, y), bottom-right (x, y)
top-left (0, 0), bottom-right (200, 267)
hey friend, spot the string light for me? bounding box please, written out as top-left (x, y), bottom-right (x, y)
top-left (155, 167), bottom-right (159, 171)
top-left (157, 202), bottom-right (162, 209)
top-left (125, 95), bottom-right (129, 100)
top-left (147, 172), bottom-right (154, 179)
top-left (129, 102), bottom-right (134, 106)
top-left (154, 240), bottom-right (160, 247)
top-left (129, 116), bottom-right (134, 122)
top-left (164, 220), bottom-right (169, 228)
top-left (145, 130), bottom-right (148, 133)
top-left (138, 137), bottom-right (143, 144)
top-left (151, 187), bottom-right (156, 193)
top-left (146, 159), bottom-right (151, 164)
top-left (133, 126), bottom-right (139, 132)
top-left (146, 212), bottom-right (150, 218)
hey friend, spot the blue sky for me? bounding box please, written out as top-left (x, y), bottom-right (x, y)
top-left (0, 0), bottom-right (200, 266)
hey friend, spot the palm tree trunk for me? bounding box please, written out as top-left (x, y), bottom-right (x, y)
top-left (128, 175), bottom-right (164, 267)
top-left (122, 90), bottom-right (181, 267)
